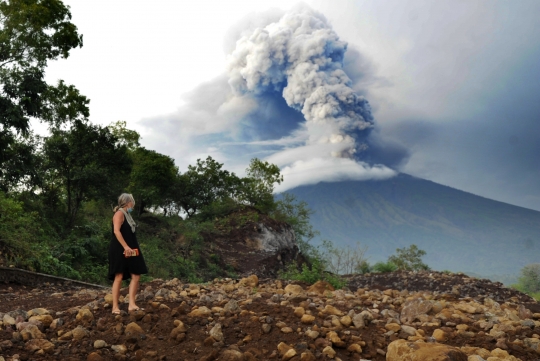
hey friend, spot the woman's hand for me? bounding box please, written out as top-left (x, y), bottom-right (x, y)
top-left (124, 247), bottom-right (135, 257)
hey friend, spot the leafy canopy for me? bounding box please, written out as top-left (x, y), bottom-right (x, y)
top-left (388, 244), bottom-right (429, 271)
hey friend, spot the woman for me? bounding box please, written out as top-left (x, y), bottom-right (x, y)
top-left (109, 193), bottom-right (148, 314)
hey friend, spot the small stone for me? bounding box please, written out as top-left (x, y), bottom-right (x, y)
top-left (283, 349), bottom-right (297, 360)
top-left (104, 294), bottom-right (113, 305)
top-left (28, 315), bottom-right (53, 328)
top-left (262, 324), bottom-right (272, 333)
top-left (432, 329), bottom-right (446, 342)
top-left (294, 307), bottom-right (305, 317)
top-left (301, 314), bottom-right (315, 324)
top-left (220, 349), bottom-right (244, 361)
top-left (87, 352), bottom-right (104, 361)
top-left (239, 275), bottom-right (259, 288)
top-left (72, 326), bottom-right (90, 340)
top-left (76, 309), bottom-right (94, 324)
top-left (277, 342), bottom-right (292, 356)
top-left (284, 284), bottom-right (304, 295)
top-left (347, 343), bottom-right (362, 354)
top-left (111, 344), bottom-right (127, 354)
top-left (20, 324), bottom-right (44, 341)
top-left (322, 305), bottom-right (343, 316)
top-left (385, 323), bottom-right (401, 332)
top-left (322, 346), bottom-right (336, 358)
top-left (94, 340), bottom-right (107, 349)
top-left (224, 300), bottom-right (240, 313)
top-left (401, 325), bottom-right (417, 336)
top-left (300, 350), bottom-right (316, 361)
top-left (281, 327), bottom-right (293, 334)
top-left (305, 329), bottom-right (319, 339)
top-left (490, 348), bottom-right (509, 358)
top-left (339, 315), bottom-right (352, 327)
top-left (188, 306), bottom-right (212, 317)
top-left (25, 339), bottom-right (54, 354)
top-left (210, 323), bottom-right (224, 342)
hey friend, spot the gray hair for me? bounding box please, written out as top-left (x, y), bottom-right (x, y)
top-left (113, 193), bottom-right (135, 212)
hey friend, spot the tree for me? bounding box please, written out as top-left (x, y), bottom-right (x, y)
top-left (0, 2), bottom-right (89, 188)
top-left (42, 120), bottom-right (131, 227)
top-left (516, 264), bottom-right (540, 294)
top-left (108, 120), bottom-right (141, 150)
top-left (175, 156), bottom-right (239, 217)
top-left (240, 158), bottom-right (283, 211)
top-left (128, 147), bottom-right (178, 215)
top-left (388, 244), bottom-right (429, 271)
top-left (0, 0), bottom-right (87, 169)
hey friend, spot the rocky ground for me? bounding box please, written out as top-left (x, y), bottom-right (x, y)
top-left (1, 271), bottom-right (539, 361)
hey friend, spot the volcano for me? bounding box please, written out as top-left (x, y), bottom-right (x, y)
top-left (283, 173), bottom-right (540, 279)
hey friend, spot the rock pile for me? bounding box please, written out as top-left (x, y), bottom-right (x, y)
top-left (0, 272), bottom-right (539, 361)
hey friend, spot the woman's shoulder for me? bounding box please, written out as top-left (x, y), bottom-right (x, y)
top-left (113, 210), bottom-right (125, 222)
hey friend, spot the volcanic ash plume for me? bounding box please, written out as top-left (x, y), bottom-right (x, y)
top-left (227, 4), bottom-right (374, 159)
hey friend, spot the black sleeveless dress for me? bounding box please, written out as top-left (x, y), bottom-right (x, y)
top-left (108, 214), bottom-right (148, 280)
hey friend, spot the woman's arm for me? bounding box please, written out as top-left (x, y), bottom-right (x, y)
top-left (113, 211), bottom-right (134, 256)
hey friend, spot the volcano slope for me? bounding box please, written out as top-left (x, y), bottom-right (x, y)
top-left (0, 271), bottom-right (539, 361)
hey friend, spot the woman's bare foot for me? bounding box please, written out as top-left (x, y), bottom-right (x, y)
top-left (112, 309), bottom-right (121, 315)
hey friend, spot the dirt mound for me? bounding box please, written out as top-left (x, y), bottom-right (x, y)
top-left (0, 273), bottom-right (539, 361)
top-left (346, 271), bottom-right (535, 304)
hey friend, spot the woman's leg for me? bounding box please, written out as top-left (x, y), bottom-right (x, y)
top-left (112, 273), bottom-right (123, 313)
top-left (128, 273), bottom-right (140, 311)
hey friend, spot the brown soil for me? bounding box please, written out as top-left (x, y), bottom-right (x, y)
top-left (0, 272), bottom-right (539, 361)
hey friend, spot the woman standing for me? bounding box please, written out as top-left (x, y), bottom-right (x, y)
top-left (109, 193), bottom-right (148, 314)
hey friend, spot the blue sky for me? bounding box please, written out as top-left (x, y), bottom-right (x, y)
top-left (42, 0), bottom-right (540, 211)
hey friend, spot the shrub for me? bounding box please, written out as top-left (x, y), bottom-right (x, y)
top-left (388, 244), bottom-right (430, 271)
top-left (279, 258), bottom-right (346, 289)
top-left (372, 261), bottom-right (398, 273)
top-left (512, 264), bottom-right (540, 300)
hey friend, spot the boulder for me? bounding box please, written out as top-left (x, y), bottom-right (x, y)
top-left (307, 281), bottom-right (335, 295)
top-left (284, 284), bottom-right (304, 295)
top-left (400, 299), bottom-right (433, 324)
top-left (387, 339), bottom-right (467, 361)
top-left (125, 322), bottom-right (144, 339)
top-left (239, 275), bottom-right (259, 288)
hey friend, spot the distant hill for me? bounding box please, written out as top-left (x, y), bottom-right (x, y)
top-left (284, 173), bottom-right (540, 277)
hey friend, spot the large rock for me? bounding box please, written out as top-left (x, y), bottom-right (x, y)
top-left (189, 306), bottom-right (212, 317)
top-left (125, 322), bottom-right (145, 339)
top-left (28, 315), bottom-right (53, 328)
top-left (20, 325), bottom-right (44, 341)
top-left (400, 299), bottom-right (433, 324)
top-left (307, 281), bottom-right (335, 295)
top-left (76, 308), bottom-right (94, 324)
top-left (387, 340), bottom-right (467, 361)
top-left (72, 326), bottom-right (90, 340)
top-left (284, 284), bottom-right (304, 295)
top-left (25, 339), bottom-right (54, 354)
top-left (239, 275), bottom-right (259, 288)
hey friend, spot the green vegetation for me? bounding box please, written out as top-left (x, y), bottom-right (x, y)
top-left (372, 261), bottom-right (398, 273)
top-left (388, 244), bottom-right (430, 271)
top-left (512, 264), bottom-right (540, 301)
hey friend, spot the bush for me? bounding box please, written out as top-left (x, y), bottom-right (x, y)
top-left (513, 264), bottom-right (540, 300)
top-left (388, 244), bottom-right (429, 271)
top-left (372, 261), bottom-right (398, 273)
top-left (279, 259), bottom-right (346, 289)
